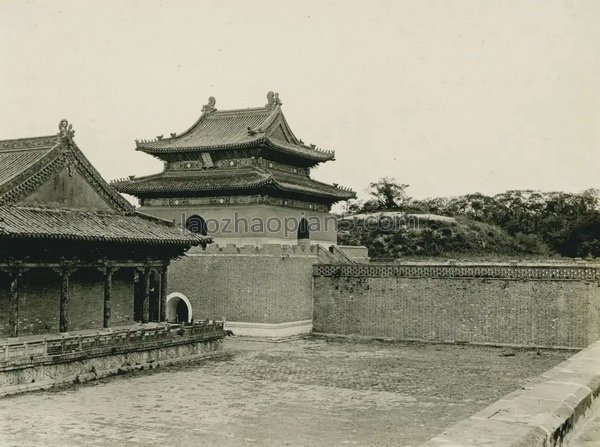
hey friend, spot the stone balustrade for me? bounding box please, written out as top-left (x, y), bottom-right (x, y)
top-left (0, 321), bottom-right (224, 369)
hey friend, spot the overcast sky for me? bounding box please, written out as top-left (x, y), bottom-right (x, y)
top-left (1, 0), bottom-right (599, 203)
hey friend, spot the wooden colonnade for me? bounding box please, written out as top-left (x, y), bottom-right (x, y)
top-left (0, 260), bottom-right (169, 337)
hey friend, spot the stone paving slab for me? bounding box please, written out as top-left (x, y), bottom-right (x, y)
top-left (422, 340), bottom-right (600, 447)
top-left (0, 337), bottom-right (571, 446)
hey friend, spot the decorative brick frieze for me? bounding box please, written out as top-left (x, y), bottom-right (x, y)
top-left (142, 194), bottom-right (330, 212)
top-left (313, 263), bottom-right (600, 281)
top-left (187, 242), bottom-right (318, 256)
top-left (166, 157), bottom-right (310, 176)
top-left (169, 160), bottom-right (204, 170)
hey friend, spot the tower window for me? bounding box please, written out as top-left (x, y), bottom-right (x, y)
top-left (186, 215), bottom-right (208, 235)
top-left (298, 217), bottom-right (310, 240)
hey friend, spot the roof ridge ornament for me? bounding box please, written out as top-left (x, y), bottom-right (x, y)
top-left (266, 91), bottom-right (282, 109)
top-left (202, 96), bottom-right (217, 114)
top-left (57, 119), bottom-right (75, 145)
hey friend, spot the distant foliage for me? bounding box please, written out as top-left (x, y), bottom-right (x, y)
top-left (339, 215), bottom-right (550, 259)
top-left (341, 178), bottom-right (600, 259)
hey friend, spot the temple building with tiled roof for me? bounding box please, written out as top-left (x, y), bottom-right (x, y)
top-left (112, 92), bottom-right (355, 246)
top-left (0, 120), bottom-right (209, 337)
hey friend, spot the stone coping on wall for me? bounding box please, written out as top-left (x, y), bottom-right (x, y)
top-left (224, 320), bottom-right (313, 338)
top-left (420, 340), bottom-right (600, 446)
top-left (314, 262), bottom-right (600, 281)
top-left (187, 243), bottom-right (320, 256)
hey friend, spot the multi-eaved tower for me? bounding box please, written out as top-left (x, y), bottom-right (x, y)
top-left (113, 92), bottom-right (355, 246)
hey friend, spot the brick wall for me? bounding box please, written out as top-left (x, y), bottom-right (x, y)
top-left (0, 268), bottom-right (136, 337)
top-left (168, 244), bottom-right (317, 324)
top-left (313, 263), bottom-right (600, 349)
top-left (68, 268), bottom-right (134, 331)
top-left (18, 269), bottom-right (60, 335)
top-left (111, 269), bottom-right (135, 327)
top-left (70, 269), bottom-right (104, 331)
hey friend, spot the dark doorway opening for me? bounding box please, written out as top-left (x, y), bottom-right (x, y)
top-left (175, 299), bottom-right (189, 323)
top-left (148, 270), bottom-right (160, 322)
top-left (133, 269), bottom-right (161, 322)
top-left (133, 270), bottom-right (143, 322)
top-left (186, 215), bottom-right (207, 235)
top-left (298, 217), bottom-right (310, 240)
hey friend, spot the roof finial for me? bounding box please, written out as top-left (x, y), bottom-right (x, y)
top-left (202, 96), bottom-right (216, 113)
top-left (57, 119), bottom-right (75, 145)
top-left (266, 91), bottom-right (282, 108)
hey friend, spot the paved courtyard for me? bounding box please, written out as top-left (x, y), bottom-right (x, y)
top-left (0, 337), bottom-right (572, 447)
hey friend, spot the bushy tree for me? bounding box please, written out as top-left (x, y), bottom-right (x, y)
top-left (366, 177), bottom-right (411, 210)
top-left (557, 212), bottom-right (600, 257)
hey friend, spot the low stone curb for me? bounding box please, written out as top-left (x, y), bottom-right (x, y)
top-left (311, 332), bottom-right (581, 351)
top-left (420, 340), bottom-right (600, 446)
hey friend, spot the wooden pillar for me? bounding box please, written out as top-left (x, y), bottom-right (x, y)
top-left (55, 262), bottom-right (76, 333)
top-left (160, 264), bottom-right (168, 322)
top-left (103, 269), bottom-right (113, 328)
top-left (97, 262), bottom-right (120, 329)
top-left (8, 271), bottom-right (21, 337)
top-left (59, 270), bottom-right (70, 332)
top-left (142, 267), bottom-right (150, 324)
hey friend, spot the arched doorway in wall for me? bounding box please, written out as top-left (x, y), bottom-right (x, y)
top-left (166, 292), bottom-right (193, 323)
top-left (298, 217), bottom-right (310, 241)
top-left (185, 214), bottom-right (207, 236)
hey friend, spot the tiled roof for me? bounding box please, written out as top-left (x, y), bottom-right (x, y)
top-left (0, 123), bottom-right (209, 248)
top-left (161, 108), bottom-right (272, 146)
top-left (135, 104), bottom-right (335, 163)
top-left (269, 170), bottom-right (356, 200)
top-left (113, 169), bottom-right (271, 194)
top-left (0, 206), bottom-right (209, 246)
top-left (112, 168), bottom-right (356, 202)
top-left (0, 133), bottom-right (132, 212)
top-left (0, 136), bottom-right (56, 185)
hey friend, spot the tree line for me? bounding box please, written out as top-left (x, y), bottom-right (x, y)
top-left (341, 177), bottom-right (600, 258)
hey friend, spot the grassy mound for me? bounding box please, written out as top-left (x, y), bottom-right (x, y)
top-left (338, 212), bottom-right (551, 260)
